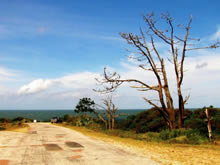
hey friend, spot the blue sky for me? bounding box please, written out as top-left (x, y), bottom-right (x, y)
top-left (0, 0), bottom-right (220, 109)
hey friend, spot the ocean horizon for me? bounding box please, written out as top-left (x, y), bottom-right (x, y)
top-left (0, 108), bottom-right (203, 121)
top-left (0, 109), bottom-right (146, 121)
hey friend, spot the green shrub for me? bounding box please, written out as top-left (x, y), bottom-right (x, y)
top-left (137, 132), bottom-right (160, 141)
top-left (86, 122), bottom-right (102, 131)
top-left (212, 115), bottom-right (220, 135)
top-left (12, 117), bottom-right (24, 122)
top-left (122, 108), bottom-right (168, 133)
top-left (68, 114), bottom-right (95, 127)
top-left (63, 114), bottom-right (72, 122)
top-left (158, 129), bottom-right (208, 144)
top-left (0, 118), bottom-right (10, 123)
top-left (159, 129), bottom-right (171, 140)
top-left (0, 126), bottom-right (5, 130)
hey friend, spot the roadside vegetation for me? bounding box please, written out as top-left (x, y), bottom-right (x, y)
top-left (0, 117), bottom-right (31, 132)
top-left (58, 103), bottom-right (220, 164)
top-left (58, 108), bottom-right (220, 164)
top-left (61, 105), bottom-right (220, 145)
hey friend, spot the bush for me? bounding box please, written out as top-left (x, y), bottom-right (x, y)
top-left (12, 117), bottom-right (24, 122)
top-left (0, 126), bottom-right (5, 130)
top-left (158, 129), bottom-right (207, 144)
top-left (137, 132), bottom-right (160, 141)
top-left (86, 122), bottom-right (102, 131)
top-left (63, 114), bottom-right (72, 122)
top-left (159, 129), bottom-right (171, 140)
top-left (0, 118), bottom-right (10, 123)
top-left (25, 118), bottom-right (33, 123)
top-left (122, 108), bottom-right (168, 133)
top-left (213, 117), bottom-right (220, 134)
top-left (68, 114), bottom-right (95, 127)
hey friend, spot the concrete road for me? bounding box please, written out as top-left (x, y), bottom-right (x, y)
top-left (0, 123), bottom-right (158, 165)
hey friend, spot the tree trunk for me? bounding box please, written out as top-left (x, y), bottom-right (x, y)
top-left (112, 113), bottom-right (115, 130)
top-left (107, 113), bottom-right (111, 129)
top-left (205, 108), bottom-right (213, 142)
top-left (178, 93), bottom-right (184, 128)
top-left (104, 121), bottom-right (108, 129)
top-left (161, 59), bottom-right (175, 130)
top-left (169, 108), bottom-right (175, 130)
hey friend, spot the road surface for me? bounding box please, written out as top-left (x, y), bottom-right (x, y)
top-left (0, 123), bottom-right (159, 165)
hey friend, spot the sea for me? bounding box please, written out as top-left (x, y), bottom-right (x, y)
top-left (0, 109), bottom-right (146, 121)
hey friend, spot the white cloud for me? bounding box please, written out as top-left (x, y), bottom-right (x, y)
top-left (58, 71), bottom-right (100, 89)
top-left (211, 26), bottom-right (220, 40)
top-left (0, 66), bottom-right (17, 82)
top-left (17, 79), bottom-right (56, 95)
top-left (17, 71), bottom-right (101, 95)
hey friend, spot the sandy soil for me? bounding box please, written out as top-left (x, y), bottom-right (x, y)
top-left (0, 123), bottom-right (159, 165)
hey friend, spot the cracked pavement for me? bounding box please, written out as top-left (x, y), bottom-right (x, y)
top-left (0, 123), bottom-right (159, 165)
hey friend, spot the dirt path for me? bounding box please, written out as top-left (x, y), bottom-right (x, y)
top-left (0, 123), bottom-right (159, 165)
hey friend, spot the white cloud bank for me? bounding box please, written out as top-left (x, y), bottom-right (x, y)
top-left (13, 49), bottom-right (220, 109)
top-left (17, 72), bottom-right (101, 95)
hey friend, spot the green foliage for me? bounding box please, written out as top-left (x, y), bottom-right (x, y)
top-left (68, 114), bottom-right (94, 127)
top-left (121, 115), bottom-right (136, 129)
top-left (159, 129), bottom-right (207, 144)
top-left (184, 106), bottom-right (220, 136)
top-left (213, 117), bottom-right (220, 134)
top-left (122, 108), bottom-right (168, 133)
top-left (0, 117), bottom-right (29, 131)
top-left (184, 118), bottom-right (207, 135)
top-left (135, 132), bottom-right (160, 141)
top-left (0, 118), bottom-right (10, 123)
top-left (12, 117), bottom-right (24, 122)
top-left (11, 117), bottom-right (33, 123)
top-left (75, 98), bottom-right (96, 113)
top-left (63, 114), bottom-right (72, 122)
top-left (0, 125), bottom-right (6, 130)
top-left (159, 129), bottom-right (192, 140)
top-left (117, 106), bottom-right (220, 144)
top-left (121, 106), bottom-right (220, 139)
top-left (102, 129), bottom-right (138, 139)
top-left (66, 106), bottom-right (220, 144)
top-left (86, 122), bottom-right (103, 131)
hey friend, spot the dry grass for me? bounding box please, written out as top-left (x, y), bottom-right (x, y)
top-left (57, 124), bottom-right (220, 165)
top-left (1, 123), bottom-right (30, 133)
top-left (9, 125), bottom-right (30, 133)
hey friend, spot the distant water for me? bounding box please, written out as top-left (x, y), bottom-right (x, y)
top-left (0, 109), bottom-right (145, 121)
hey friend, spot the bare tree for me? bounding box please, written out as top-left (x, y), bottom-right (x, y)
top-left (75, 97), bottom-right (119, 129)
top-left (95, 97), bottom-right (119, 129)
top-left (102, 96), bottom-right (119, 129)
top-left (96, 12), bottom-right (220, 130)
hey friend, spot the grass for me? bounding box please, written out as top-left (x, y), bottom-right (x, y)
top-left (9, 124), bottom-right (30, 133)
top-left (0, 122), bottom-right (30, 133)
top-left (57, 123), bottom-right (220, 165)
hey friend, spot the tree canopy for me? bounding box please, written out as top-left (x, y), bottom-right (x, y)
top-left (75, 98), bottom-right (96, 113)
